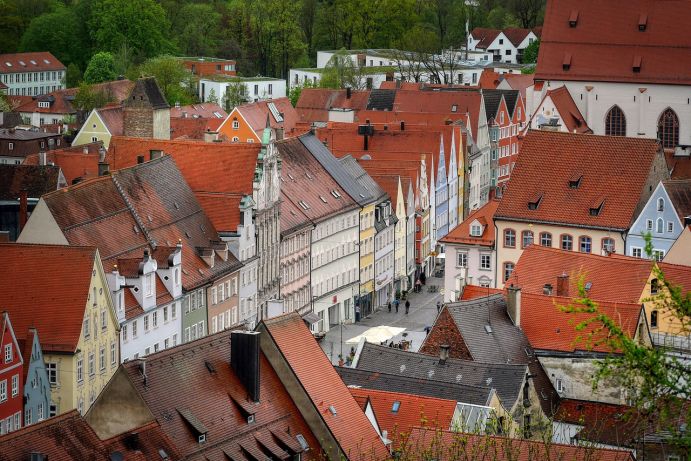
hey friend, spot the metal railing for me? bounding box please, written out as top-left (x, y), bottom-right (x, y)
top-left (651, 331), bottom-right (691, 353)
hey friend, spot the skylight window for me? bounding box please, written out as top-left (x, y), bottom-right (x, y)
top-left (5, 62), bottom-right (11, 67)
top-left (331, 190), bottom-right (341, 198)
top-left (320, 196), bottom-right (328, 203)
top-left (298, 201), bottom-right (310, 210)
top-left (43, 59), bottom-right (50, 64)
top-left (30, 60), bottom-right (37, 65)
top-left (391, 401), bottom-right (401, 413)
top-left (18, 61), bottom-right (25, 66)
top-left (296, 434), bottom-right (310, 451)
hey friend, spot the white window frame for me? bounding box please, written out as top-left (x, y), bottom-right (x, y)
top-left (457, 251), bottom-right (468, 268)
top-left (480, 254), bottom-right (491, 270)
top-left (4, 344), bottom-right (11, 363)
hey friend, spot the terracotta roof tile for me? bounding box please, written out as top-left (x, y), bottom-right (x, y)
top-left (509, 246), bottom-right (654, 303)
top-left (118, 330), bottom-right (319, 460)
top-left (554, 399), bottom-right (642, 447)
top-left (520, 292), bottom-right (643, 353)
top-left (280, 192), bottom-right (313, 235)
top-left (23, 142), bottom-right (103, 184)
top-left (665, 151), bottom-right (691, 180)
top-left (170, 117), bottom-right (223, 140)
top-left (96, 105), bottom-right (123, 136)
top-left (0, 52), bottom-right (65, 73)
top-left (236, 97), bottom-right (299, 134)
top-left (440, 199), bottom-right (499, 246)
top-left (349, 387), bottom-right (456, 437)
top-left (461, 285), bottom-right (503, 300)
top-left (0, 244), bottom-right (97, 352)
top-left (496, 130), bottom-right (662, 230)
top-left (15, 80), bottom-right (134, 114)
top-left (662, 179), bottom-right (691, 222)
top-left (470, 28), bottom-right (502, 49)
top-left (262, 313), bottom-right (389, 460)
top-left (296, 89), bottom-right (370, 124)
top-left (535, 0), bottom-right (691, 85)
top-left (107, 136), bottom-right (261, 233)
top-left (406, 427), bottom-right (635, 460)
top-left (170, 103), bottom-right (227, 119)
top-left (533, 86), bottom-right (591, 134)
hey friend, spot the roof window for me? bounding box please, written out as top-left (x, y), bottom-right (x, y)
top-left (30, 60), bottom-right (37, 65)
top-left (44, 59), bottom-right (50, 64)
top-left (638, 14), bottom-right (648, 31)
top-left (331, 190), bottom-right (341, 198)
top-left (298, 201), bottom-right (310, 210)
top-left (4, 62), bottom-right (11, 67)
top-left (392, 401), bottom-right (401, 413)
top-left (296, 434), bottom-right (310, 451)
top-left (568, 173), bottom-right (582, 189)
top-left (18, 60), bottom-right (25, 66)
top-left (451, 104), bottom-right (458, 113)
top-left (562, 53), bottom-right (572, 71)
top-left (633, 55), bottom-right (642, 73)
top-left (328, 405), bottom-right (337, 416)
top-left (569, 10), bottom-right (579, 27)
top-left (589, 198), bottom-right (605, 216)
top-left (527, 192), bottom-right (543, 210)
top-left (319, 196), bottom-right (328, 203)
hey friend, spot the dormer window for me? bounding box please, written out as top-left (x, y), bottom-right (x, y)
top-left (568, 174), bottom-right (582, 189)
top-left (589, 199), bottom-right (605, 216)
top-left (562, 53), bottom-right (572, 71)
top-left (528, 192), bottom-right (543, 210)
top-left (633, 55), bottom-right (642, 73)
top-left (569, 10), bottom-right (579, 27)
top-left (638, 14), bottom-right (647, 31)
top-left (470, 222), bottom-right (482, 237)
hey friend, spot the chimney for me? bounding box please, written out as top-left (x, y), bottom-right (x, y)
top-left (346, 87), bottom-right (352, 99)
top-left (203, 130), bottom-right (218, 143)
top-left (506, 284), bottom-right (521, 327)
top-left (439, 344), bottom-right (450, 364)
top-left (400, 121), bottom-right (405, 131)
top-left (19, 189), bottom-right (28, 233)
top-left (556, 273), bottom-right (569, 297)
top-left (98, 145), bottom-right (109, 176)
top-left (38, 151), bottom-right (47, 166)
top-left (231, 331), bottom-right (261, 402)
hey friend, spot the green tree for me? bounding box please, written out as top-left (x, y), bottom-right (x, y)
top-left (73, 82), bottom-right (115, 112)
top-left (0, 93), bottom-right (11, 112)
top-left (222, 81), bottom-right (247, 112)
top-left (89, 0), bottom-right (174, 62)
top-left (83, 52), bottom-right (117, 84)
top-left (207, 88), bottom-right (219, 105)
top-left (561, 234), bottom-right (691, 451)
top-left (0, 0), bottom-right (25, 53)
top-left (522, 39), bottom-right (539, 64)
top-left (65, 63), bottom-right (82, 88)
top-left (138, 55), bottom-right (195, 106)
top-left (173, 3), bottom-right (221, 57)
top-left (319, 50), bottom-right (366, 89)
top-left (18, 5), bottom-right (83, 67)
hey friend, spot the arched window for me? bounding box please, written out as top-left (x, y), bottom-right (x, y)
top-left (657, 198), bottom-right (664, 212)
top-left (650, 310), bottom-right (658, 328)
top-left (656, 217), bottom-right (664, 233)
top-left (605, 106), bottom-right (626, 136)
top-left (658, 108), bottom-right (679, 149)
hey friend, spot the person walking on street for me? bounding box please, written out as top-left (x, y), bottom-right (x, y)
top-left (387, 301), bottom-right (391, 313)
top-left (394, 298), bottom-right (400, 312)
top-left (395, 300), bottom-right (399, 313)
top-left (405, 300), bottom-right (410, 314)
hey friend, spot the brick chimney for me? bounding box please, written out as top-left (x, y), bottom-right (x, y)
top-left (557, 273), bottom-right (569, 297)
top-left (506, 284), bottom-right (521, 327)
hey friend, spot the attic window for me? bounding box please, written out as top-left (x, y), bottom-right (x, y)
top-left (584, 281), bottom-right (593, 291)
top-left (562, 53), bottom-right (572, 71)
top-left (328, 405), bottom-right (337, 416)
top-left (30, 60), bottom-right (37, 65)
top-left (470, 223), bottom-right (482, 236)
top-left (569, 10), bottom-right (579, 27)
top-left (43, 59), bottom-right (50, 64)
top-left (296, 434), bottom-right (310, 451)
top-left (451, 105), bottom-right (458, 113)
top-left (298, 201), bottom-right (310, 210)
top-left (331, 190), bottom-right (341, 198)
top-left (4, 62), bottom-right (11, 67)
top-left (633, 55), bottom-right (642, 73)
top-left (305, 172), bottom-right (314, 180)
top-left (568, 174), bottom-right (582, 189)
top-left (177, 407), bottom-right (208, 444)
top-left (391, 401), bottom-right (401, 413)
top-left (527, 193), bottom-right (543, 210)
top-left (589, 198), bottom-right (605, 216)
top-left (484, 325), bottom-right (493, 334)
top-left (18, 60), bottom-right (25, 66)
top-left (319, 196), bottom-right (328, 203)
top-left (638, 14), bottom-right (648, 31)
top-left (287, 173), bottom-right (295, 180)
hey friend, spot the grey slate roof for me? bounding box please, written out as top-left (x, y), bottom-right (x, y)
top-left (439, 294), bottom-right (560, 416)
top-left (482, 89), bottom-right (520, 119)
top-left (339, 155), bottom-right (388, 204)
top-left (336, 367), bottom-right (495, 407)
top-left (301, 134), bottom-right (381, 206)
top-left (366, 89), bottom-right (396, 111)
top-left (355, 342), bottom-right (527, 408)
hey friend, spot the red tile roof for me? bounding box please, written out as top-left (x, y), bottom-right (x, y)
top-left (0, 244), bottom-right (97, 353)
top-left (170, 116), bottom-right (223, 140)
top-left (665, 151), bottom-right (691, 180)
top-left (460, 285), bottom-right (503, 301)
top-left (554, 399), bottom-right (642, 447)
top-left (262, 313), bottom-right (389, 460)
top-left (496, 130), bottom-right (662, 230)
top-left (470, 28), bottom-right (502, 49)
top-left (235, 97), bottom-right (299, 134)
top-left (296, 88), bottom-right (371, 124)
top-left (500, 73), bottom-right (535, 99)
top-left (658, 262), bottom-right (691, 298)
top-left (520, 292), bottom-right (643, 353)
top-left (0, 52), bottom-right (65, 73)
top-left (107, 136), bottom-right (260, 233)
top-left (349, 387), bottom-right (456, 437)
top-left (533, 85), bottom-right (591, 134)
top-left (170, 102), bottom-right (227, 119)
top-left (280, 192), bottom-right (313, 235)
top-left (404, 427), bottom-right (634, 460)
top-left (96, 105), bottom-right (123, 136)
top-left (117, 331), bottom-right (320, 459)
top-left (276, 137), bottom-right (358, 223)
top-left (502, 28), bottom-right (535, 47)
top-left (15, 80), bottom-right (135, 114)
top-left (0, 163), bottom-right (62, 200)
top-left (509, 246), bottom-right (655, 303)
top-left (535, 0), bottom-right (691, 85)
top-left (478, 69), bottom-right (501, 89)
top-left (440, 199), bottom-right (499, 246)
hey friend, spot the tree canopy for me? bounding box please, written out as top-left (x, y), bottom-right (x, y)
top-left (83, 51), bottom-right (117, 84)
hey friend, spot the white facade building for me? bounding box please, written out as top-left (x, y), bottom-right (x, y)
top-left (0, 52), bottom-right (65, 96)
top-left (199, 77), bottom-right (286, 104)
top-left (373, 201), bottom-right (395, 309)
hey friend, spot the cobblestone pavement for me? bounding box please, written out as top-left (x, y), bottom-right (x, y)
top-left (320, 275), bottom-right (444, 365)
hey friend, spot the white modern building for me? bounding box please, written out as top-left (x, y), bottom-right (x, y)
top-left (467, 28), bottom-right (539, 64)
top-left (199, 76), bottom-right (286, 104)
